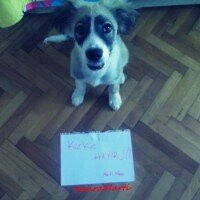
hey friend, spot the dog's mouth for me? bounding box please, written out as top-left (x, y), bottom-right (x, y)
top-left (87, 62), bottom-right (104, 71)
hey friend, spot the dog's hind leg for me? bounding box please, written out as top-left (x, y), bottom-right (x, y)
top-left (43, 34), bottom-right (70, 44)
top-left (108, 84), bottom-right (122, 111)
top-left (72, 80), bottom-right (86, 107)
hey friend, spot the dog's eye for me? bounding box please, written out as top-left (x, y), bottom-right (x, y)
top-left (103, 23), bottom-right (112, 33)
top-left (75, 25), bottom-right (86, 36)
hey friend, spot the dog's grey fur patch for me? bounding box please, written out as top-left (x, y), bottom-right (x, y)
top-left (74, 15), bottom-right (91, 46)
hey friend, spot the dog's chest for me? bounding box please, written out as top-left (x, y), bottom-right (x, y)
top-left (83, 68), bottom-right (119, 87)
top-left (83, 73), bottom-right (104, 87)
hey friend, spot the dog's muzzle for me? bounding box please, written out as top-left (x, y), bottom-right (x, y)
top-left (86, 48), bottom-right (104, 70)
top-left (87, 62), bottom-right (104, 70)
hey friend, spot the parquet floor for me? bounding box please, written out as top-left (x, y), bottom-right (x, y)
top-left (0, 5), bottom-right (200, 200)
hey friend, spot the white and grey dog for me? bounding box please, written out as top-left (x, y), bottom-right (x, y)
top-left (44, 0), bottom-right (138, 110)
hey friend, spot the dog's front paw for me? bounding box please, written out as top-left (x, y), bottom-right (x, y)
top-left (71, 91), bottom-right (84, 107)
top-left (43, 37), bottom-right (50, 44)
top-left (109, 93), bottom-right (122, 111)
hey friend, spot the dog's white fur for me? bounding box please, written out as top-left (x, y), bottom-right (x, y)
top-left (44, 0), bottom-right (136, 110)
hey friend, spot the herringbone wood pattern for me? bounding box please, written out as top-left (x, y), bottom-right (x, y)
top-left (0, 5), bottom-right (200, 200)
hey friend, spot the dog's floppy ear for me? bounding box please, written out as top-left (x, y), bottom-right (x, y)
top-left (53, 2), bottom-right (77, 34)
top-left (112, 4), bottom-right (138, 35)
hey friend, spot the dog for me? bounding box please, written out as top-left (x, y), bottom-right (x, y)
top-left (44, 0), bottom-right (138, 110)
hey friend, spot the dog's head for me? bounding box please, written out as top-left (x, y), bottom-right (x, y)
top-left (54, 0), bottom-right (138, 71)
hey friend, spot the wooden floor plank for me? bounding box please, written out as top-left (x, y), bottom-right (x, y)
top-left (125, 73), bottom-right (167, 128)
top-left (148, 171), bottom-right (175, 200)
top-left (91, 78), bottom-right (137, 131)
top-left (16, 137), bottom-right (60, 183)
top-left (189, 93), bottom-right (200, 120)
top-left (163, 170), bottom-right (192, 200)
top-left (1, 140), bottom-right (64, 197)
top-left (109, 76), bottom-right (153, 129)
top-left (0, 168), bottom-right (23, 200)
top-left (142, 71), bottom-right (182, 125)
top-left (174, 74), bottom-right (200, 121)
top-left (0, 5), bottom-right (199, 199)
top-left (157, 69), bottom-right (197, 123)
top-left (0, 75), bottom-right (19, 97)
top-left (0, 151), bottom-right (41, 198)
top-left (151, 120), bottom-right (200, 164)
top-left (167, 118), bottom-right (200, 151)
top-left (144, 34), bottom-right (200, 72)
top-left (0, 91), bottom-right (27, 128)
top-left (180, 167), bottom-right (200, 200)
top-left (133, 121), bottom-right (199, 174)
top-left (183, 114), bottom-right (200, 136)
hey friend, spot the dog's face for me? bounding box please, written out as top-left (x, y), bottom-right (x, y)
top-left (73, 6), bottom-right (118, 71)
top-left (54, 2), bottom-right (138, 71)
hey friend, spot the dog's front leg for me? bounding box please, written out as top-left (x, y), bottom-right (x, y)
top-left (43, 34), bottom-right (70, 44)
top-left (108, 84), bottom-right (122, 111)
top-left (72, 80), bottom-right (86, 107)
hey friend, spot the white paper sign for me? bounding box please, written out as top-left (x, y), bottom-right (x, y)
top-left (60, 130), bottom-right (135, 186)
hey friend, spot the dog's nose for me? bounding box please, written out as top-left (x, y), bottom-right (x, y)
top-left (86, 48), bottom-right (103, 62)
